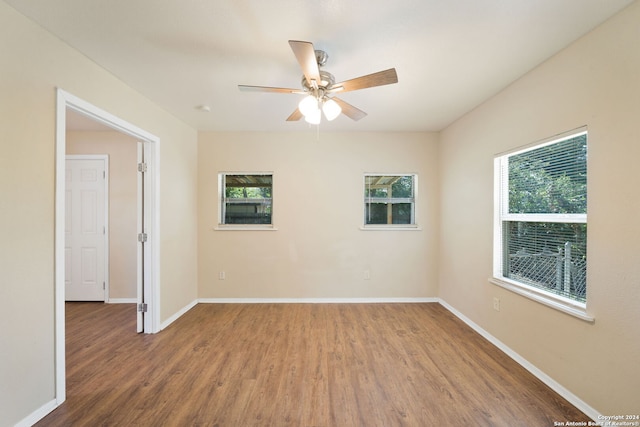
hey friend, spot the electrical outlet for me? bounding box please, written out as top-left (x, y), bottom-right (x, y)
top-left (493, 297), bottom-right (500, 311)
top-left (218, 271), bottom-right (226, 280)
top-left (363, 270), bottom-right (370, 280)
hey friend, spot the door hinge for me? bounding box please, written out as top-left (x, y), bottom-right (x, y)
top-left (137, 162), bottom-right (147, 173)
top-left (138, 232), bottom-right (148, 243)
top-left (138, 303), bottom-right (148, 313)
top-left (103, 282), bottom-right (106, 290)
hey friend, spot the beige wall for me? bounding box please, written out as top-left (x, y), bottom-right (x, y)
top-left (198, 132), bottom-right (440, 299)
top-left (0, 2), bottom-right (198, 425)
top-left (438, 1), bottom-right (640, 415)
top-left (66, 131), bottom-right (138, 300)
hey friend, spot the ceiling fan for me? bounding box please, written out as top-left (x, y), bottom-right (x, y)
top-left (238, 40), bottom-right (398, 124)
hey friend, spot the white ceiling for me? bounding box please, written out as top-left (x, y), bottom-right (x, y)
top-left (5, 0), bottom-right (634, 132)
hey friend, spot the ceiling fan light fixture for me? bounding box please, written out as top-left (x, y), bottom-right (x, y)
top-left (322, 98), bottom-right (341, 121)
top-left (239, 40), bottom-right (398, 125)
top-left (298, 95), bottom-right (319, 117)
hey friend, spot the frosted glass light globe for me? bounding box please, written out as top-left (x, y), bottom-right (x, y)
top-left (322, 98), bottom-right (341, 121)
top-left (299, 95), bottom-right (319, 117)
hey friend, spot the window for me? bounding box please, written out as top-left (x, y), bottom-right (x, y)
top-left (493, 129), bottom-right (588, 310)
top-left (364, 174), bottom-right (416, 227)
top-left (219, 173), bottom-right (273, 226)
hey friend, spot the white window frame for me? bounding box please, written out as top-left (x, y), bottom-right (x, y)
top-left (361, 173), bottom-right (420, 230)
top-left (490, 128), bottom-right (593, 322)
top-left (215, 172), bottom-right (276, 231)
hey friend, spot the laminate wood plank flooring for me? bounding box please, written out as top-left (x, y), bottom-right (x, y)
top-left (36, 302), bottom-right (590, 426)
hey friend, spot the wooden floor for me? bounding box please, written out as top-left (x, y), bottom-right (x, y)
top-left (36, 302), bottom-right (590, 426)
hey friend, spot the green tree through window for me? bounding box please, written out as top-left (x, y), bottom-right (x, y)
top-left (496, 131), bottom-right (587, 303)
top-left (220, 174), bottom-right (273, 225)
top-left (364, 175), bottom-right (416, 226)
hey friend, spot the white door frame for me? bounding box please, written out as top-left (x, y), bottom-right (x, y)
top-left (65, 154), bottom-right (110, 302)
top-left (136, 141), bottom-right (154, 333)
top-left (55, 88), bottom-right (161, 405)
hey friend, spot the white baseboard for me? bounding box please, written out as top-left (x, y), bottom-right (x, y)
top-left (160, 299), bottom-right (198, 331)
top-left (437, 299), bottom-right (600, 421)
top-left (198, 297), bottom-right (438, 304)
top-left (107, 298), bottom-right (137, 304)
top-left (15, 398), bottom-right (58, 427)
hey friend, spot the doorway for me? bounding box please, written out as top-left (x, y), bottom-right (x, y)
top-left (55, 89), bottom-right (160, 404)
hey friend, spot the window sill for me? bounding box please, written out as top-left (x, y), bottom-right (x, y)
top-left (360, 225), bottom-right (422, 231)
top-left (214, 225), bottom-right (277, 231)
top-left (489, 277), bottom-right (594, 323)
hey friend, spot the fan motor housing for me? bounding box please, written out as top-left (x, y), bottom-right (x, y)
top-left (301, 70), bottom-right (335, 93)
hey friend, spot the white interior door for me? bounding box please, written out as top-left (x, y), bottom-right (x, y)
top-left (65, 156), bottom-right (108, 301)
